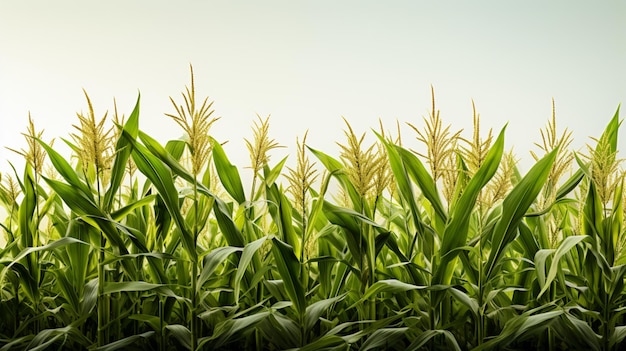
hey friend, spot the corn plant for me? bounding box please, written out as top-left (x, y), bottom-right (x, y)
top-left (0, 71), bottom-right (624, 350)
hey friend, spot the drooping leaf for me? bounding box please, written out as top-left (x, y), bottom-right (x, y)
top-left (129, 140), bottom-right (196, 261)
top-left (537, 235), bottom-right (587, 298)
top-left (211, 137), bottom-right (246, 204)
top-left (197, 246), bottom-right (242, 290)
top-left (405, 329), bottom-right (461, 351)
top-left (304, 294), bottom-right (346, 332)
top-left (203, 312), bottom-right (270, 349)
top-left (397, 146), bottom-right (447, 225)
top-left (103, 281), bottom-right (164, 295)
top-left (234, 237), bottom-right (268, 302)
top-left (359, 327), bottom-right (408, 351)
top-left (95, 331), bottom-right (154, 351)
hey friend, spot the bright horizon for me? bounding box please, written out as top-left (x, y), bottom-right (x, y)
top-left (1, 1), bottom-right (625, 177)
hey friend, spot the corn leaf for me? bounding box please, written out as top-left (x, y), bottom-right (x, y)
top-left (205, 312), bottom-right (270, 349)
top-left (211, 138), bottom-right (246, 204)
top-left (359, 279), bottom-right (429, 304)
top-left (266, 183), bottom-right (299, 253)
top-left (537, 235), bottom-right (587, 298)
top-left (304, 294), bottom-right (346, 332)
top-left (433, 126), bottom-right (505, 285)
top-left (397, 146), bottom-right (447, 224)
top-left (406, 330), bottom-right (461, 351)
top-left (36, 140), bottom-right (93, 197)
top-left (130, 141), bottom-right (196, 262)
top-left (95, 331), bottom-right (154, 351)
top-left (137, 131), bottom-right (246, 247)
top-left (103, 94), bottom-right (140, 211)
top-left (103, 281), bottom-right (164, 294)
top-left (308, 147), bottom-right (361, 211)
top-left (484, 148), bottom-right (558, 281)
top-left (360, 327), bottom-right (408, 351)
top-left (271, 238), bottom-right (306, 317)
top-left (234, 237), bottom-right (268, 302)
top-left (197, 246), bottom-right (242, 291)
top-left (474, 309), bottom-right (563, 351)
top-left (166, 324), bottom-right (191, 350)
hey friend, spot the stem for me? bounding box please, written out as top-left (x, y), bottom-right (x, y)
top-left (191, 263), bottom-right (198, 351)
top-left (300, 191), bottom-right (309, 345)
top-left (604, 291), bottom-right (611, 351)
top-left (477, 226), bottom-right (484, 345)
top-left (95, 165), bottom-right (108, 347)
top-left (362, 197), bottom-right (376, 321)
top-left (159, 296), bottom-right (165, 351)
top-left (191, 180), bottom-right (199, 351)
top-left (14, 283), bottom-right (19, 334)
top-left (33, 171), bottom-right (42, 334)
top-left (300, 188), bottom-right (307, 262)
top-left (250, 172), bottom-right (258, 203)
top-left (98, 242), bottom-right (106, 343)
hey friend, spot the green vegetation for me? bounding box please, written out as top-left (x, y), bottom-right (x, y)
top-left (1, 69), bottom-right (625, 350)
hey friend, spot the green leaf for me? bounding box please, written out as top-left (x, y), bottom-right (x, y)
top-left (612, 325), bottom-right (626, 348)
top-left (397, 146), bottom-right (447, 224)
top-left (137, 131), bottom-right (246, 247)
top-left (26, 326), bottom-right (91, 351)
top-left (271, 238), bottom-right (306, 316)
top-left (266, 183), bottom-right (299, 253)
top-left (449, 287), bottom-right (479, 317)
top-left (36, 140), bottom-right (92, 197)
top-left (234, 237), bottom-right (268, 302)
top-left (103, 94), bottom-right (140, 211)
top-left (166, 324), bottom-right (191, 350)
top-left (527, 168), bottom-right (584, 217)
top-left (18, 166), bottom-right (36, 248)
top-left (359, 279), bottom-right (430, 303)
top-left (129, 140), bottom-right (196, 261)
top-left (129, 314), bottom-right (161, 331)
top-left (6, 237), bottom-right (88, 270)
top-left (434, 126), bottom-right (505, 285)
top-left (103, 281), bottom-right (164, 295)
top-left (304, 294), bottom-right (346, 332)
top-left (166, 139), bottom-right (187, 161)
top-left (484, 147), bottom-right (558, 281)
top-left (110, 194), bottom-right (156, 221)
top-left (555, 168), bottom-right (584, 201)
top-left (81, 278), bottom-right (98, 316)
top-left (599, 105), bottom-right (621, 155)
top-left (537, 235), bottom-right (587, 298)
top-left (262, 312), bottom-right (301, 348)
top-left (534, 249), bottom-right (553, 291)
top-left (297, 335), bottom-right (346, 351)
top-left (197, 246), bottom-right (242, 291)
top-left (474, 309), bottom-right (563, 351)
top-left (308, 147), bottom-right (361, 211)
top-left (96, 331), bottom-right (154, 351)
top-left (561, 312), bottom-right (601, 351)
top-left (204, 312), bottom-right (270, 349)
top-left (211, 138), bottom-right (246, 204)
top-left (42, 177), bottom-right (130, 255)
top-left (406, 330), bottom-right (461, 351)
top-left (263, 156), bottom-right (288, 188)
top-left (360, 327), bottom-right (408, 351)
top-left (139, 131), bottom-right (191, 182)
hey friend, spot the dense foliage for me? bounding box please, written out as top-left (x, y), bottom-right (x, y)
top-left (1, 72), bottom-right (625, 350)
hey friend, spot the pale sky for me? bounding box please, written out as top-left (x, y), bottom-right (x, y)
top-left (1, 1), bottom-right (625, 177)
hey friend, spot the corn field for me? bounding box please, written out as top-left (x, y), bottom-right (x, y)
top-left (1, 70), bottom-right (625, 350)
